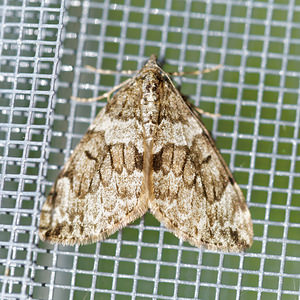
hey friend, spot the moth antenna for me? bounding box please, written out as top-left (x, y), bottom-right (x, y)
top-left (85, 65), bottom-right (137, 75)
top-left (71, 78), bottom-right (132, 103)
top-left (170, 64), bottom-right (223, 76)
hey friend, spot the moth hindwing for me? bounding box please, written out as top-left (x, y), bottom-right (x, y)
top-left (39, 55), bottom-right (253, 252)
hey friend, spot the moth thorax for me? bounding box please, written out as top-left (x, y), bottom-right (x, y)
top-left (140, 71), bottom-right (160, 139)
top-left (141, 72), bottom-right (160, 103)
top-left (141, 103), bottom-right (159, 139)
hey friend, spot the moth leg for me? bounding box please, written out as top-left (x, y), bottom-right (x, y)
top-left (194, 107), bottom-right (221, 118)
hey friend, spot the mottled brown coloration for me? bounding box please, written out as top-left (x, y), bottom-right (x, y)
top-left (39, 55), bottom-right (253, 251)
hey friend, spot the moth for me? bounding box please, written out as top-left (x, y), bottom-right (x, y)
top-left (39, 55), bottom-right (253, 252)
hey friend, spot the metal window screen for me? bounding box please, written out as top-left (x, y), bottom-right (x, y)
top-left (1, 0), bottom-right (300, 299)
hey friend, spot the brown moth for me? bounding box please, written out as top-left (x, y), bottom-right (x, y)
top-left (39, 55), bottom-right (253, 252)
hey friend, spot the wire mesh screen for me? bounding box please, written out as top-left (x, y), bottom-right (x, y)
top-left (1, 0), bottom-right (300, 299)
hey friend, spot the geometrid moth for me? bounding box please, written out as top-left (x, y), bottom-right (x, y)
top-left (39, 55), bottom-right (253, 252)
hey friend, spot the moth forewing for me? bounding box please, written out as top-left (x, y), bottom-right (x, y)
top-left (39, 56), bottom-right (253, 251)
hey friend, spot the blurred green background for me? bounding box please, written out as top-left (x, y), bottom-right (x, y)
top-left (0, 0), bottom-right (299, 299)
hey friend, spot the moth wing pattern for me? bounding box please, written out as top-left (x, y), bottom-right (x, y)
top-left (39, 78), bottom-right (148, 245)
top-left (39, 56), bottom-right (253, 251)
top-left (149, 69), bottom-right (253, 252)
